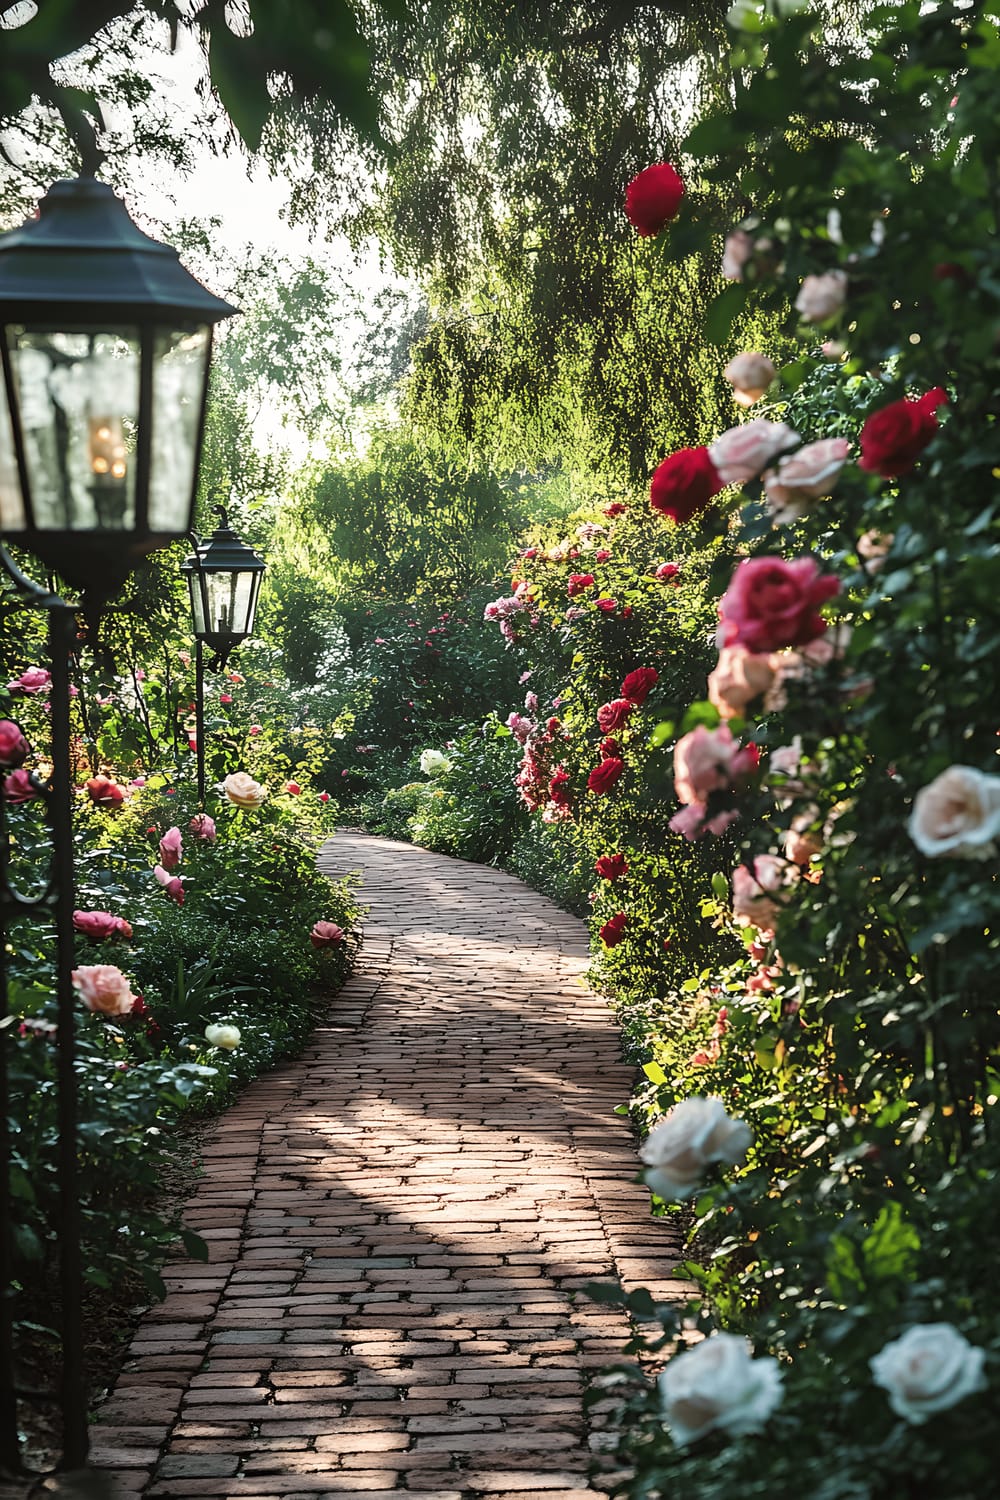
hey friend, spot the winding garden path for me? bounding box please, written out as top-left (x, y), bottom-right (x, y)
top-left (92, 833), bottom-right (684, 1500)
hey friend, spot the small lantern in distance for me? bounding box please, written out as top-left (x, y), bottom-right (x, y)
top-left (182, 506), bottom-right (265, 670)
top-left (0, 177), bottom-right (237, 601)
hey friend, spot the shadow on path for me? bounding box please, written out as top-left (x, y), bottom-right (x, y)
top-left (91, 834), bottom-right (686, 1500)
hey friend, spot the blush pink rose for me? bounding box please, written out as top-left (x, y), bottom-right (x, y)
top-left (189, 813), bottom-right (217, 841)
top-left (857, 529), bottom-right (894, 572)
top-left (723, 353), bottom-right (777, 407)
top-left (72, 963), bottom-right (137, 1016)
top-left (731, 856), bottom-right (798, 936)
top-left (722, 229), bottom-right (754, 281)
top-left (795, 269), bottom-right (848, 323)
top-left (673, 724), bottom-right (757, 807)
top-left (158, 826), bottom-right (183, 870)
top-left (153, 865), bottom-right (185, 905)
top-left (7, 667), bottom-right (51, 695)
top-left (763, 438), bottom-right (851, 523)
top-left (708, 419), bottom-right (800, 487)
top-left (707, 647), bottom-right (776, 720)
top-left (718, 556), bottom-right (841, 653)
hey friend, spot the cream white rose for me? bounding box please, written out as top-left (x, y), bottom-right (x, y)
top-left (639, 1096), bottom-right (752, 1200)
top-left (722, 228), bottom-right (754, 281)
top-left (723, 352), bottom-right (777, 407)
top-left (708, 419), bottom-right (800, 487)
top-left (72, 964), bottom-right (137, 1017)
top-left (857, 528), bottom-right (894, 573)
top-left (870, 1324), bottom-right (986, 1425)
top-left (763, 437), bottom-right (850, 522)
top-left (205, 1022), bottom-right (241, 1051)
top-left (795, 269), bottom-right (848, 323)
top-left (419, 748), bottom-right (451, 777)
top-left (659, 1333), bottom-right (783, 1446)
top-left (908, 765), bottom-right (1000, 859)
top-left (222, 771), bottom-right (266, 809)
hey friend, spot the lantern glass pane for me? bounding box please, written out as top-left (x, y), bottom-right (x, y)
top-left (204, 566), bottom-right (258, 638)
top-left (0, 367), bottom-right (24, 530)
top-left (149, 327), bottom-right (211, 533)
top-left (6, 326), bottom-right (139, 531)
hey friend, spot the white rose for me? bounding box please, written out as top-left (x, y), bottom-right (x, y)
top-left (908, 765), bottom-right (1000, 859)
top-left (722, 229), bottom-right (754, 282)
top-left (870, 1324), bottom-right (986, 1425)
top-left (639, 1096), bottom-right (752, 1200)
top-left (419, 748), bottom-right (451, 777)
top-left (659, 1334), bottom-right (783, 1446)
top-left (795, 269), bottom-right (848, 323)
top-left (205, 1022), bottom-right (241, 1051)
top-left (221, 771), bottom-right (266, 809)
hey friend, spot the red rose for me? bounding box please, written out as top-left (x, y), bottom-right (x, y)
top-left (599, 737), bottom-right (621, 759)
top-left (567, 573), bottom-right (596, 597)
top-left (85, 776), bottom-right (125, 807)
top-left (604, 501), bottom-right (627, 518)
top-left (620, 667), bottom-right (658, 706)
top-left (588, 757), bottom-right (624, 795)
top-left (656, 562), bottom-right (680, 582)
top-left (596, 598), bottom-right (617, 614)
top-left (286, 782), bottom-right (302, 795)
top-left (624, 163), bottom-right (685, 236)
top-left (0, 720), bottom-right (29, 769)
top-left (594, 854), bottom-right (629, 881)
top-left (649, 447), bottom-right (723, 525)
top-left (599, 911), bottom-right (628, 947)
top-left (597, 698), bottom-right (633, 733)
top-left (718, 556), bottom-right (841, 653)
top-left (858, 387), bottom-right (948, 478)
top-left (548, 767), bottom-right (573, 807)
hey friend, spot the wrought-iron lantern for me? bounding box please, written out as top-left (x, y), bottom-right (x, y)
top-left (0, 176), bottom-right (237, 598)
top-left (181, 506), bottom-right (265, 668)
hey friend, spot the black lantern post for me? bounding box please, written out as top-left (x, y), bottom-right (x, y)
top-left (0, 177), bottom-right (235, 1479)
top-left (181, 506), bottom-right (265, 805)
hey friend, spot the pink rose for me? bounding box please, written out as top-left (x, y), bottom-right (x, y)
top-left (708, 420), bottom-right (800, 487)
top-left (595, 548), bottom-right (612, 562)
top-left (85, 776), bottom-right (126, 807)
top-left (73, 910), bottom-right (132, 941)
top-left (723, 352), bottom-right (777, 407)
top-left (655, 562), bottom-right (680, 582)
top-left (7, 667), bottom-right (51, 695)
top-left (673, 724), bottom-right (758, 806)
top-left (158, 826), bottom-right (183, 870)
top-left (248, 725), bottom-right (263, 737)
top-left (153, 865), bottom-right (185, 905)
top-left (311, 920), bottom-right (345, 949)
top-left (286, 782), bottom-right (302, 795)
top-left (795, 269), bottom-right (848, 323)
top-left (722, 229), bottom-right (754, 282)
top-left (567, 573), bottom-right (595, 597)
top-left (718, 556), bottom-right (841, 653)
top-left (189, 813), bottom-right (217, 841)
top-left (219, 693), bottom-right (233, 705)
top-left (72, 963), bottom-right (137, 1016)
top-left (4, 767), bottom-right (39, 803)
top-left (763, 438), bottom-right (850, 523)
top-left (0, 721), bottom-right (29, 769)
top-left (707, 647), bottom-right (776, 720)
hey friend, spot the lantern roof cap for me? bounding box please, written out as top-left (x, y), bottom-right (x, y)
top-left (182, 506), bottom-right (266, 576)
top-left (0, 177), bottom-right (238, 325)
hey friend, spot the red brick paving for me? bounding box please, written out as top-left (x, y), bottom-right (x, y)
top-left (89, 834), bottom-right (684, 1499)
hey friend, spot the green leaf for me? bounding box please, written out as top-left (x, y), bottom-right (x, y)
top-left (704, 283), bottom-right (749, 346)
top-left (642, 1060), bottom-right (669, 1085)
top-left (711, 871), bottom-right (729, 901)
top-left (648, 721), bottom-right (675, 748)
top-left (208, 24), bottom-right (272, 152)
top-left (181, 1229), bottom-right (210, 1262)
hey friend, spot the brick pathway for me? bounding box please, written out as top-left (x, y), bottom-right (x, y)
top-left (91, 833), bottom-right (684, 1500)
